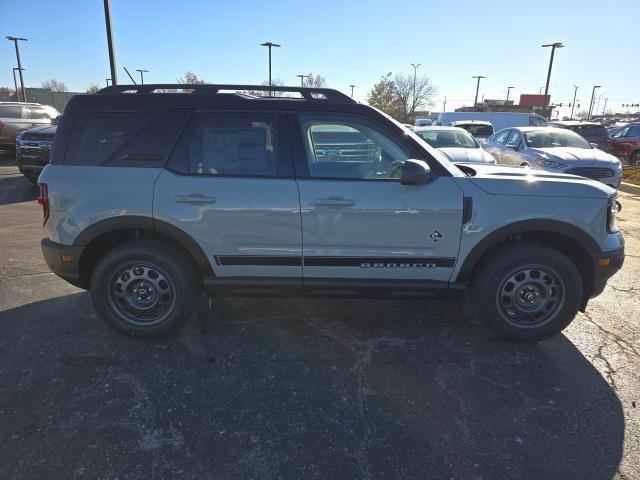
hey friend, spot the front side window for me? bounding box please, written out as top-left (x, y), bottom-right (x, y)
top-left (299, 115), bottom-right (409, 180)
top-left (505, 130), bottom-right (522, 148)
top-left (494, 130), bottom-right (511, 145)
top-left (529, 116), bottom-right (547, 127)
top-left (182, 112), bottom-right (279, 176)
top-left (416, 129), bottom-right (478, 149)
top-left (525, 129), bottom-right (591, 149)
top-left (627, 125), bottom-right (640, 137)
top-left (66, 113), bottom-right (153, 165)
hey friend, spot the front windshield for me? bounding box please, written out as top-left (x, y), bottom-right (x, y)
top-left (457, 124), bottom-right (494, 137)
top-left (416, 129), bottom-right (478, 149)
top-left (525, 129), bottom-right (592, 149)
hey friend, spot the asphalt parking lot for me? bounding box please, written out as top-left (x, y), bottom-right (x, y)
top-left (0, 152), bottom-right (638, 480)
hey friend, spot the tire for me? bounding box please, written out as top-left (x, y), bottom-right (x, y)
top-left (90, 240), bottom-right (200, 338)
top-left (631, 150), bottom-right (640, 166)
top-left (471, 242), bottom-right (583, 342)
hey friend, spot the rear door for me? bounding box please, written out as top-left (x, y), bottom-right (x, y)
top-left (154, 110), bottom-right (302, 289)
top-left (291, 112), bottom-right (463, 288)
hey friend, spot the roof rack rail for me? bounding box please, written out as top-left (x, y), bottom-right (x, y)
top-left (97, 83), bottom-right (356, 103)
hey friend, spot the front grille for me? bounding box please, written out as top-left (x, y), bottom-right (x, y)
top-left (565, 167), bottom-right (614, 179)
top-left (23, 133), bottom-right (53, 141)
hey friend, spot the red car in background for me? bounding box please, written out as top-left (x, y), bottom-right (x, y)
top-left (610, 123), bottom-right (640, 165)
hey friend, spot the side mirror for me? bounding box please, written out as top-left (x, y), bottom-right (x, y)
top-left (400, 159), bottom-right (431, 185)
top-left (590, 142), bottom-right (599, 148)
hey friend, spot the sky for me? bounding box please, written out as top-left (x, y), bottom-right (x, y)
top-left (1, 0), bottom-right (638, 115)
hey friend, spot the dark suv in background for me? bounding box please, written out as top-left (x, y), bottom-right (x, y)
top-left (550, 121), bottom-right (611, 152)
top-left (16, 119), bottom-right (58, 183)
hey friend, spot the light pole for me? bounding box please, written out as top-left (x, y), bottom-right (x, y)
top-left (6, 36), bottom-right (28, 102)
top-left (595, 91), bottom-right (606, 118)
top-left (472, 75), bottom-right (485, 111)
top-left (296, 74), bottom-right (309, 87)
top-left (350, 84), bottom-right (355, 98)
top-left (541, 42), bottom-right (563, 105)
top-left (588, 85), bottom-right (601, 120)
top-left (570, 85), bottom-right (578, 119)
top-left (506, 86), bottom-right (514, 103)
top-left (443, 96), bottom-right (447, 112)
top-left (103, 0), bottom-right (118, 85)
top-left (12, 67), bottom-right (24, 101)
top-left (602, 98), bottom-right (608, 117)
top-left (260, 42), bottom-right (281, 86)
top-left (136, 69), bottom-right (149, 84)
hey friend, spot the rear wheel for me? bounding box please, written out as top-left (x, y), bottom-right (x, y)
top-left (471, 242), bottom-right (583, 342)
top-left (90, 240), bottom-right (200, 338)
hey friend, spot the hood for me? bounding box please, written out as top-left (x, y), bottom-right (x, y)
top-left (21, 125), bottom-right (57, 138)
top-left (455, 163), bottom-right (613, 199)
top-left (530, 147), bottom-right (618, 165)
top-left (439, 147), bottom-right (496, 164)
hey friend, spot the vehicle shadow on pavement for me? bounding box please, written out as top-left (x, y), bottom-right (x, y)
top-left (0, 175), bottom-right (38, 206)
top-left (0, 292), bottom-right (624, 480)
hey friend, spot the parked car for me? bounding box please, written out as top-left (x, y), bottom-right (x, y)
top-left (38, 83), bottom-right (624, 342)
top-left (609, 123), bottom-right (640, 165)
top-left (549, 121), bottom-right (612, 152)
top-left (412, 126), bottom-right (496, 164)
top-left (435, 112), bottom-right (548, 131)
top-left (450, 120), bottom-right (494, 143)
top-left (483, 127), bottom-right (623, 188)
top-left (0, 102), bottom-right (60, 151)
top-left (415, 118), bottom-right (432, 127)
top-left (15, 120), bottom-right (58, 183)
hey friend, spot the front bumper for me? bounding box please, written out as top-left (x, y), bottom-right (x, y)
top-left (41, 238), bottom-right (85, 289)
top-left (589, 246), bottom-right (625, 299)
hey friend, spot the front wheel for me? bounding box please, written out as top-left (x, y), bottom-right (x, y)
top-left (471, 243), bottom-right (583, 342)
top-left (90, 240), bottom-right (200, 338)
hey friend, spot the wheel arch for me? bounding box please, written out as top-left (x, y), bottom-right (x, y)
top-left (456, 219), bottom-right (599, 308)
top-left (74, 216), bottom-right (213, 289)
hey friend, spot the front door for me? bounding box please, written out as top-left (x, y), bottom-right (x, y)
top-left (154, 110), bottom-right (302, 289)
top-left (291, 113), bottom-right (464, 289)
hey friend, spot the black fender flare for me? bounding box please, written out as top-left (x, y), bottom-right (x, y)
top-left (73, 215), bottom-right (214, 277)
top-left (456, 219), bottom-right (600, 281)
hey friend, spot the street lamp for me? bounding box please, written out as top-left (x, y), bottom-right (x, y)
top-left (296, 74), bottom-right (309, 87)
top-left (472, 75), bottom-right (485, 111)
top-left (588, 85), bottom-right (601, 120)
top-left (541, 42), bottom-right (564, 105)
top-left (506, 86), bottom-right (514, 103)
top-left (12, 67), bottom-right (25, 102)
top-left (260, 41), bottom-right (281, 86)
top-left (103, 0), bottom-right (118, 85)
top-left (570, 85), bottom-right (578, 119)
top-left (6, 36), bottom-right (28, 102)
top-left (136, 69), bottom-right (149, 84)
top-left (350, 84), bottom-right (355, 98)
top-left (595, 91), bottom-right (606, 117)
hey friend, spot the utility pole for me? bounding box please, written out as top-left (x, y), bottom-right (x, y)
top-left (506, 86), bottom-right (514, 103)
top-left (103, 0), bottom-right (118, 85)
top-left (541, 42), bottom-right (563, 106)
top-left (588, 85), bottom-right (601, 120)
top-left (410, 63), bottom-right (421, 120)
top-left (595, 92), bottom-right (606, 118)
top-left (602, 98), bottom-right (608, 117)
top-left (350, 85), bottom-right (355, 98)
top-left (12, 67), bottom-right (24, 101)
top-left (472, 75), bottom-right (485, 111)
top-left (6, 36), bottom-right (28, 102)
top-left (296, 74), bottom-right (309, 87)
top-left (570, 85), bottom-right (578, 119)
top-left (443, 96), bottom-right (447, 112)
top-left (136, 69), bottom-right (149, 84)
top-left (260, 42), bottom-right (281, 86)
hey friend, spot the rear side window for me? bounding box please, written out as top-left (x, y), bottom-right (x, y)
top-left (0, 105), bottom-right (22, 118)
top-left (574, 125), bottom-right (607, 138)
top-left (66, 113), bottom-right (153, 165)
top-left (175, 112), bottom-right (281, 177)
top-left (26, 106), bottom-right (47, 119)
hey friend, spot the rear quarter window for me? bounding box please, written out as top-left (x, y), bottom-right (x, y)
top-left (65, 113), bottom-right (154, 165)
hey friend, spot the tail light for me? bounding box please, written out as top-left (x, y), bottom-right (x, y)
top-left (0, 120), bottom-right (5, 130)
top-left (37, 182), bottom-right (50, 225)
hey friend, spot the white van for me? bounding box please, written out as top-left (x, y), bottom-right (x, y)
top-left (436, 112), bottom-right (547, 131)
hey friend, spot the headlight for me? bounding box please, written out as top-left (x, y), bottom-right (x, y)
top-left (607, 197), bottom-right (621, 233)
top-left (535, 158), bottom-right (567, 169)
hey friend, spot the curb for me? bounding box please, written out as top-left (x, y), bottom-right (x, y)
top-left (619, 182), bottom-right (640, 195)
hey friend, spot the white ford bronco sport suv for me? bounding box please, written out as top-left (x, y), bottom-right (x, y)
top-left (38, 84), bottom-right (624, 342)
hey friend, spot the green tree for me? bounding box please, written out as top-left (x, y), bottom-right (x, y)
top-left (366, 73), bottom-right (397, 115)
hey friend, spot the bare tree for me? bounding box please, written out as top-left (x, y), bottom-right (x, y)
top-left (393, 73), bottom-right (437, 123)
top-left (303, 73), bottom-right (327, 88)
top-left (245, 79), bottom-right (287, 97)
top-left (86, 84), bottom-right (101, 94)
top-left (177, 71), bottom-right (205, 85)
top-left (41, 79), bottom-right (68, 92)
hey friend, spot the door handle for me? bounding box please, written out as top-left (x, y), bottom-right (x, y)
top-left (314, 197), bottom-right (354, 207)
top-left (175, 194), bottom-right (216, 205)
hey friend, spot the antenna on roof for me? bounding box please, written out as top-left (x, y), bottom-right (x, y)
top-left (123, 67), bottom-right (137, 85)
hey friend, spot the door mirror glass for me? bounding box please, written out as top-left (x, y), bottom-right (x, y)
top-left (590, 142), bottom-right (599, 149)
top-left (400, 159), bottom-right (431, 185)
